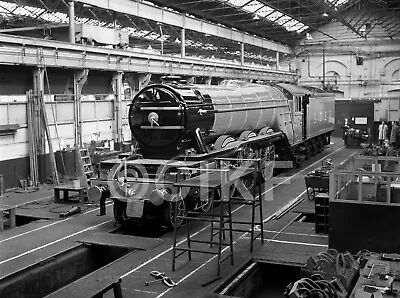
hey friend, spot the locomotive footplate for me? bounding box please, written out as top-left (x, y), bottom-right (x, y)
top-left (179, 131), bottom-right (287, 162)
top-left (173, 166), bottom-right (256, 189)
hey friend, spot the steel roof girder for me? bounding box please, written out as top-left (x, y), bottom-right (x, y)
top-left (308, 0), bottom-right (366, 39)
top-left (75, 0), bottom-right (291, 54)
top-left (0, 33), bottom-right (296, 81)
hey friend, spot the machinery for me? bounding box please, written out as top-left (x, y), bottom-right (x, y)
top-left (286, 249), bottom-right (360, 298)
top-left (75, 23), bottom-right (129, 48)
top-left (344, 127), bottom-right (368, 148)
top-left (89, 80), bottom-right (335, 228)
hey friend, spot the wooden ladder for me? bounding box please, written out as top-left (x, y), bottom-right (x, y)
top-left (76, 147), bottom-right (94, 189)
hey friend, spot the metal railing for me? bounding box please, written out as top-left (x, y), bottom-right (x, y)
top-left (330, 154), bottom-right (400, 204)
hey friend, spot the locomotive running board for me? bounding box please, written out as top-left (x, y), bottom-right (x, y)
top-left (180, 131), bottom-right (286, 162)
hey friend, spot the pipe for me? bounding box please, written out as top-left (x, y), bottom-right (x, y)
top-left (304, 46), bottom-right (333, 81)
top-left (195, 128), bottom-right (208, 153)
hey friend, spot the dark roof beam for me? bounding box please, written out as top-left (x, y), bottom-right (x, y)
top-left (37, 0), bottom-right (50, 10)
top-left (387, 23), bottom-right (400, 37)
top-left (309, 0), bottom-right (366, 39)
top-left (346, 10), bottom-right (364, 25)
top-left (81, 6), bottom-right (104, 24)
top-left (76, 0), bottom-right (290, 53)
top-left (352, 13), bottom-right (374, 31)
top-left (362, 19), bottom-right (380, 38)
top-left (379, 14), bottom-right (400, 36)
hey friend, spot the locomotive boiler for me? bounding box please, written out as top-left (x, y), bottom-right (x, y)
top-left (89, 80), bottom-right (335, 228)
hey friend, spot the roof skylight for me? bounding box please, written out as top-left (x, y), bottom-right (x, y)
top-left (276, 15), bottom-right (291, 25)
top-left (297, 25), bottom-right (309, 33)
top-left (227, 0), bottom-right (251, 6)
top-left (266, 11), bottom-right (283, 21)
top-left (0, 0), bottom-right (287, 61)
top-left (216, 0), bottom-right (309, 35)
top-left (327, 0), bottom-right (349, 6)
top-left (256, 6), bottom-right (274, 17)
top-left (242, 1), bottom-right (263, 13)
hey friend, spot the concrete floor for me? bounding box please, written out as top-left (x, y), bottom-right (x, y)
top-left (0, 138), bottom-right (359, 298)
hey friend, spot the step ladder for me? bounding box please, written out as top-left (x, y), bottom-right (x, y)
top-left (76, 147), bottom-right (94, 189)
top-left (210, 159), bottom-right (264, 253)
top-left (171, 167), bottom-right (236, 278)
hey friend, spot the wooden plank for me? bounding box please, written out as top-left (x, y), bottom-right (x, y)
top-left (291, 199), bottom-right (315, 214)
top-left (76, 233), bottom-right (163, 250)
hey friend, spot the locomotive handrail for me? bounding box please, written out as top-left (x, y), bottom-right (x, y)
top-left (176, 167), bottom-right (230, 173)
top-left (199, 104), bottom-right (289, 114)
top-left (140, 125), bottom-right (184, 130)
top-left (140, 107), bottom-right (183, 111)
top-left (182, 100), bottom-right (289, 107)
top-left (213, 157), bottom-right (261, 162)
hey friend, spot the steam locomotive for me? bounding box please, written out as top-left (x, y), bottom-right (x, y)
top-left (89, 80), bottom-right (335, 227)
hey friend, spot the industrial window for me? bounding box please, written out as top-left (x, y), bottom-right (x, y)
top-left (219, 0), bottom-right (309, 33)
top-left (295, 96), bottom-right (301, 112)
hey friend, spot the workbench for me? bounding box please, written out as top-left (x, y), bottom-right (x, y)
top-left (54, 184), bottom-right (86, 203)
top-left (304, 171), bottom-right (329, 200)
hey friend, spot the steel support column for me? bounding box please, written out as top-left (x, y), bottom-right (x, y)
top-left (322, 46), bottom-right (326, 89)
top-left (240, 42), bottom-right (245, 66)
top-left (32, 68), bottom-right (45, 154)
top-left (112, 71), bottom-right (124, 149)
top-left (32, 67), bottom-right (46, 182)
top-left (276, 52), bottom-right (280, 71)
top-left (69, 1), bottom-right (75, 44)
top-left (181, 28), bottom-right (186, 58)
top-left (73, 69), bottom-right (88, 146)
